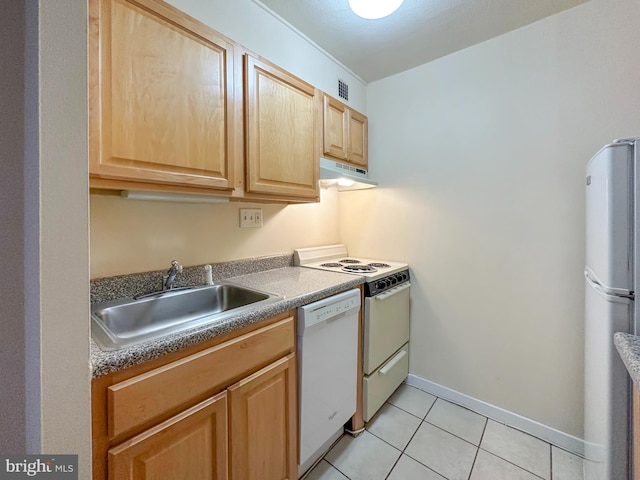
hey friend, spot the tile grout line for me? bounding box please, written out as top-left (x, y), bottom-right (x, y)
top-left (481, 419), bottom-right (552, 480)
top-left (422, 419), bottom-right (484, 448)
top-left (323, 455), bottom-right (352, 480)
top-left (373, 395), bottom-right (442, 480)
top-left (380, 393), bottom-right (489, 480)
top-left (318, 388), bottom-right (559, 480)
top-left (393, 395), bottom-right (463, 480)
top-left (477, 448), bottom-right (546, 480)
top-left (400, 451), bottom-right (450, 480)
top-left (466, 417), bottom-right (488, 480)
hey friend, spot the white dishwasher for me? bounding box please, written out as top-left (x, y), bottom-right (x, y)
top-left (297, 288), bottom-right (360, 476)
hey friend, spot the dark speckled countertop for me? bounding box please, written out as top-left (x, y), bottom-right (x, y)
top-left (90, 266), bottom-right (364, 378)
top-left (614, 332), bottom-right (640, 385)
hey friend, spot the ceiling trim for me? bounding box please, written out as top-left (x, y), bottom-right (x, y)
top-left (251, 0), bottom-right (367, 85)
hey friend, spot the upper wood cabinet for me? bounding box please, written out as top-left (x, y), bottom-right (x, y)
top-left (348, 109), bottom-right (368, 167)
top-left (89, 0), bottom-right (237, 191)
top-left (244, 54), bottom-right (321, 201)
top-left (323, 96), bottom-right (348, 160)
top-left (322, 94), bottom-right (368, 168)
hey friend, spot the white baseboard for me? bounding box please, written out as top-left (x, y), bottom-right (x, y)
top-left (406, 373), bottom-right (586, 457)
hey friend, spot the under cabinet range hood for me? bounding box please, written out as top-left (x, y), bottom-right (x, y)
top-left (319, 158), bottom-right (378, 191)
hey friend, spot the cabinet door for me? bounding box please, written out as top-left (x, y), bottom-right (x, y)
top-left (323, 95), bottom-right (348, 161)
top-left (245, 54), bottom-right (320, 200)
top-left (89, 0), bottom-right (236, 190)
top-left (108, 391), bottom-right (228, 480)
top-left (228, 354), bottom-right (297, 480)
top-left (348, 109), bottom-right (368, 167)
top-left (321, 93), bottom-right (368, 169)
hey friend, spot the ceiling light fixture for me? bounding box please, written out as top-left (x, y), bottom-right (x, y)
top-left (348, 0), bottom-right (404, 19)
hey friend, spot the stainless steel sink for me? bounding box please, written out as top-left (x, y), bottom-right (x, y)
top-left (91, 283), bottom-right (281, 351)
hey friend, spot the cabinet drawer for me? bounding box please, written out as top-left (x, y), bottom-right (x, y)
top-left (108, 317), bottom-right (294, 438)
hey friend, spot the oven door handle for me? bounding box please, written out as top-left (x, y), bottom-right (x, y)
top-left (374, 282), bottom-right (411, 300)
top-left (379, 349), bottom-right (408, 375)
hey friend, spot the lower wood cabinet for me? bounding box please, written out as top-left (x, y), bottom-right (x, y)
top-left (229, 354), bottom-right (297, 480)
top-left (92, 313), bottom-right (297, 480)
top-left (109, 391), bottom-right (228, 480)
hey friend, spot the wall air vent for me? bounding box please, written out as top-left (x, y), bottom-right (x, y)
top-left (338, 79), bottom-right (349, 101)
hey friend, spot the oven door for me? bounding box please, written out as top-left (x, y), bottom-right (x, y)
top-left (363, 282), bottom-right (410, 375)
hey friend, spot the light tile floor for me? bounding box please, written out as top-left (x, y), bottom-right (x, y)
top-left (305, 384), bottom-right (584, 480)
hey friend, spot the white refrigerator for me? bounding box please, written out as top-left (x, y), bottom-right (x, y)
top-left (584, 138), bottom-right (637, 480)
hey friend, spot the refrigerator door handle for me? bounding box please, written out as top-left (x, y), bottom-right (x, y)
top-left (585, 270), bottom-right (634, 302)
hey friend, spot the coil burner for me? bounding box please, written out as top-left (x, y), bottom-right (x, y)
top-left (342, 264), bottom-right (377, 273)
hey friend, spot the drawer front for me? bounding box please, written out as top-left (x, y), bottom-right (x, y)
top-left (108, 317), bottom-right (294, 438)
top-left (363, 343), bottom-right (409, 422)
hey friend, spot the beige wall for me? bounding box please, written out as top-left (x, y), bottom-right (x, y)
top-left (37, 0), bottom-right (92, 473)
top-left (5, 0), bottom-right (93, 474)
top-left (340, 0), bottom-right (640, 438)
top-left (90, 190), bottom-right (341, 277)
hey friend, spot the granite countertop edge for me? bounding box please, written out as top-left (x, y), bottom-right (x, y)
top-left (90, 267), bottom-right (364, 378)
top-left (614, 332), bottom-right (640, 385)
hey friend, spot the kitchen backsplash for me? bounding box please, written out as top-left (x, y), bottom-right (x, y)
top-left (90, 253), bottom-right (293, 304)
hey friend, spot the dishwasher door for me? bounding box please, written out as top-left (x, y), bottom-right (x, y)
top-left (297, 288), bottom-right (360, 475)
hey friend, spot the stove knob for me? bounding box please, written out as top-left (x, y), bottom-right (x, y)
top-left (396, 273), bottom-right (405, 283)
top-left (390, 277), bottom-right (397, 285)
top-left (375, 280), bottom-right (386, 290)
top-left (385, 279), bottom-right (393, 287)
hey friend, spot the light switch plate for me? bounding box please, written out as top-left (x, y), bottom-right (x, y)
top-left (239, 208), bottom-right (263, 228)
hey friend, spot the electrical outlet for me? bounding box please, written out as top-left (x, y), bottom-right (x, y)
top-left (239, 208), bottom-right (263, 228)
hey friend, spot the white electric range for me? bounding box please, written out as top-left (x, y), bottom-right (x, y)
top-left (294, 244), bottom-right (411, 423)
top-left (294, 244), bottom-right (409, 294)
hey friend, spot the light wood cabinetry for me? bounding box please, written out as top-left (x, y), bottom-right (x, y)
top-left (109, 392), bottom-right (228, 480)
top-left (322, 95), bottom-right (348, 161)
top-left (229, 354), bottom-right (297, 480)
top-left (322, 94), bottom-right (368, 168)
top-left (89, 0), bottom-right (237, 192)
top-left (92, 313), bottom-right (296, 480)
top-left (244, 54), bottom-right (321, 201)
top-left (348, 109), bottom-right (368, 167)
top-left (89, 0), bottom-right (323, 203)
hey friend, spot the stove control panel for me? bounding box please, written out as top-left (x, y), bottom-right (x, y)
top-left (366, 269), bottom-right (410, 297)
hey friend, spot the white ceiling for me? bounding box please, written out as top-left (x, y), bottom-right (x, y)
top-left (254, 0), bottom-right (589, 83)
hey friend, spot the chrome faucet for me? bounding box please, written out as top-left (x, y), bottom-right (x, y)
top-left (164, 260), bottom-right (183, 290)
